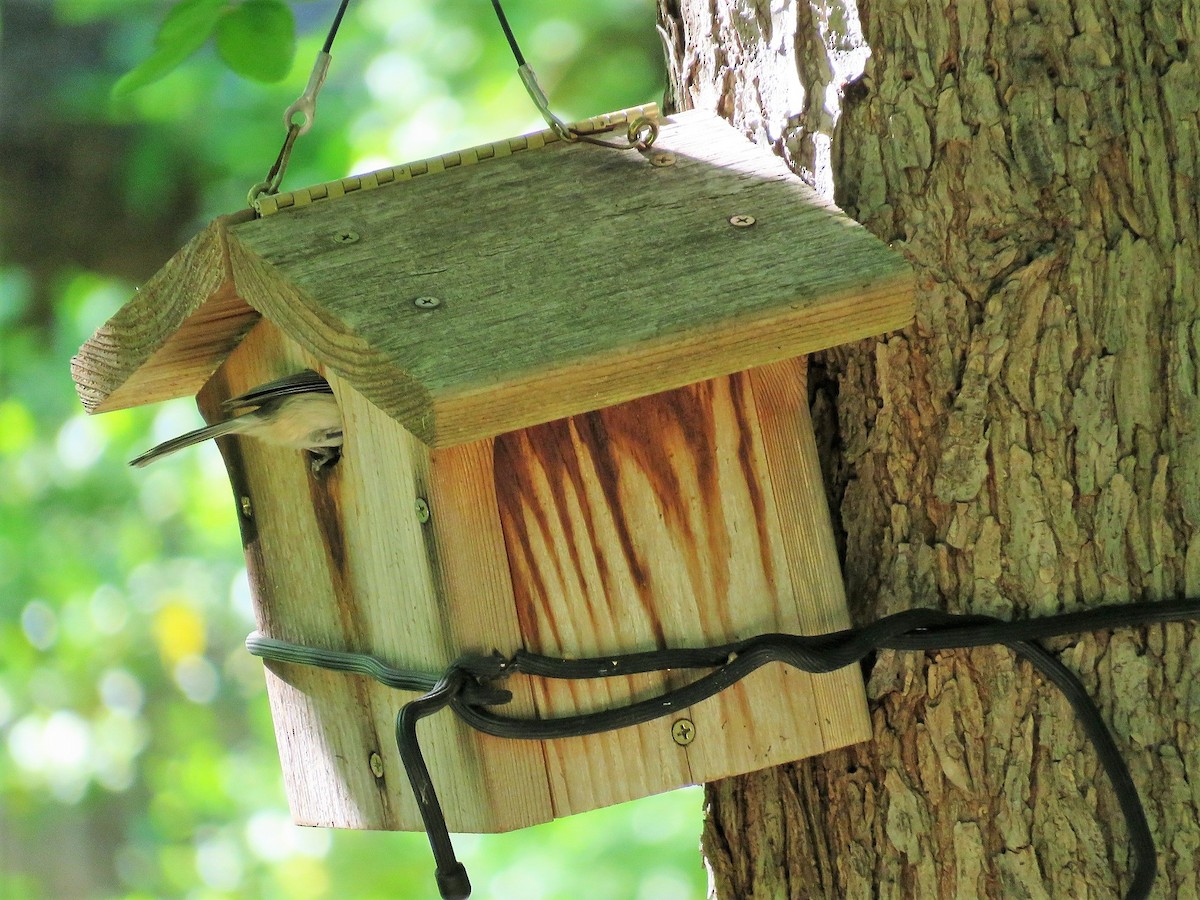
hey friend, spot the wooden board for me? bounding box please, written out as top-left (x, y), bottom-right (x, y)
top-left (748, 356), bottom-right (872, 744)
top-left (493, 363), bottom-right (870, 815)
top-left (200, 318), bottom-right (553, 833)
top-left (72, 211), bottom-right (259, 414)
top-left (224, 107), bottom-right (914, 447)
top-left (205, 323), bottom-right (869, 831)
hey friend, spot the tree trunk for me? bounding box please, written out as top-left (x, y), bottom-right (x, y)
top-left (657, 1), bottom-right (1200, 897)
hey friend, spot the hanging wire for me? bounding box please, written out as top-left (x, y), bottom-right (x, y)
top-left (490, 0), bottom-right (657, 151)
top-left (249, 0), bottom-right (352, 205)
top-left (490, 0), bottom-right (570, 139)
top-left (490, 0), bottom-right (526, 65)
top-left (249, 0), bottom-right (655, 205)
top-left (322, 0), bottom-right (351, 53)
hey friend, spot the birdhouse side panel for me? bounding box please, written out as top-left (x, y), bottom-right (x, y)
top-left (201, 318), bottom-right (553, 833)
top-left (198, 321), bottom-right (393, 830)
top-left (493, 366), bottom-right (862, 816)
top-left (327, 375), bottom-right (554, 833)
top-left (744, 356), bottom-right (873, 753)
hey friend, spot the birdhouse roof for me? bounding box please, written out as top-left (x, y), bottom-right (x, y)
top-left (73, 106), bottom-right (913, 448)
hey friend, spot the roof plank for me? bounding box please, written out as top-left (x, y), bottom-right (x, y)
top-left (227, 108), bottom-right (913, 447)
top-left (72, 211), bottom-right (259, 413)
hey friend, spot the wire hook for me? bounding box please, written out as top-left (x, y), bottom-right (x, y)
top-left (492, 0), bottom-right (657, 152)
top-left (248, 0), bottom-right (349, 206)
top-left (283, 51), bottom-right (332, 136)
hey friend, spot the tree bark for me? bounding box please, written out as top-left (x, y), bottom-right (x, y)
top-left (657, 1), bottom-right (1200, 897)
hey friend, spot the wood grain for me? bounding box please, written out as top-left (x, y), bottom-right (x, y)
top-left (226, 108), bottom-right (914, 447)
top-left (73, 211), bottom-right (258, 413)
top-left (201, 318), bottom-right (552, 833)
top-left (747, 356), bottom-right (872, 749)
top-left (494, 366), bottom-right (869, 815)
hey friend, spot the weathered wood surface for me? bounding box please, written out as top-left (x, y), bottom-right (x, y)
top-left (494, 363), bottom-right (870, 817)
top-left (198, 317), bottom-right (870, 830)
top-left (72, 211), bottom-right (258, 413)
top-left (661, 0), bottom-right (1200, 897)
top-left (748, 356), bottom-right (873, 735)
top-left (199, 318), bottom-right (552, 833)
top-left (252, 106), bottom-right (664, 218)
top-left (225, 107), bottom-right (914, 447)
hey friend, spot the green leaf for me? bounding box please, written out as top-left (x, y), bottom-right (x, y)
top-left (157, 0), bottom-right (229, 50)
top-left (214, 0), bottom-right (296, 83)
top-left (112, 0), bottom-right (229, 97)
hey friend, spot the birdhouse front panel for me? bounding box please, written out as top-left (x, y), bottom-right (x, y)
top-left (494, 358), bottom-right (870, 815)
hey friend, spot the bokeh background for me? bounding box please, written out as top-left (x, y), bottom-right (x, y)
top-left (0, 2), bottom-right (708, 897)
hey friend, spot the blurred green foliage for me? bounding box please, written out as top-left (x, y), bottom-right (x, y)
top-left (0, 2), bottom-right (704, 897)
top-left (213, 1), bottom-right (296, 83)
top-left (110, 0), bottom-right (299, 96)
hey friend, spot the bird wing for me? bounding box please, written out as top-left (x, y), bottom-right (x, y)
top-left (222, 370), bottom-right (333, 411)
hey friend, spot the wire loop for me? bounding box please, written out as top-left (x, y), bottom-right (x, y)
top-left (248, 122), bottom-right (301, 205)
top-left (283, 51), bottom-right (332, 136)
top-left (248, 0), bottom-right (349, 205)
top-left (568, 115), bottom-right (659, 152)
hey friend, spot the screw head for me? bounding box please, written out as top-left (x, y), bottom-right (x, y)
top-left (369, 751), bottom-right (385, 778)
top-left (332, 229), bottom-right (360, 244)
top-left (414, 296), bottom-right (441, 309)
top-left (728, 214), bottom-right (756, 228)
top-left (671, 718), bottom-right (696, 746)
top-left (650, 151), bottom-right (676, 167)
top-left (415, 498), bottom-right (431, 523)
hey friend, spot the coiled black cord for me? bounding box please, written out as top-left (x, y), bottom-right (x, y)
top-left (401, 599), bottom-right (1199, 898)
top-left (249, 597), bottom-right (1200, 899)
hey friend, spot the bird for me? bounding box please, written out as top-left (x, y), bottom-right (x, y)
top-left (129, 370), bottom-right (343, 470)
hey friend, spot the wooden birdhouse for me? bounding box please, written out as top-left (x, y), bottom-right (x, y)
top-left (73, 106), bottom-right (913, 835)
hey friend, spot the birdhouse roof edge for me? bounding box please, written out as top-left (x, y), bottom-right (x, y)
top-left (71, 211), bottom-right (261, 414)
top-left (221, 227), bottom-right (440, 444)
top-left (417, 266), bottom-right (916, 447)
top-left (253, 104), bottom-right (662, 219)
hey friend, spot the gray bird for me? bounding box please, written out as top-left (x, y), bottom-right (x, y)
top-left (129, 370), bottom-right (343, 470)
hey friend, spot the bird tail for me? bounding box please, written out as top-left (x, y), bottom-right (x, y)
top-left (128, 417), bottom-right (247, 468)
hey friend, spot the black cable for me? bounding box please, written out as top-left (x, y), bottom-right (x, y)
top-left (322, 0), bottom-right (351, 54)
top-left (386, 597), bottom-right (1200, 899)
top-left (251, 0), bottom-right (351, 204)
top-left (1006, 639), bottom-right (1155, 898)
top-left (395, 668), bottom-right (472, 900)
top-left (491, 0), bottom-right (526, 66)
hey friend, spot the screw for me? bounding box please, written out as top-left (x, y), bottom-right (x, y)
top-left (415, 498), bottom-right (431, 523)
top-left (369, 752), bottom-right (385, 778)
top-left (728, 214), bottom-right (756, 228)
top-left (414, 296), bottom-right (441, 309)
top-left (332, 229), bottom-right (360, 244)
top-left (671, 718), bottom-right (696, 746)
top-left (239, 496), bottom-right (253, 518)
top-left (650, 151), bottom-right (676, 167)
